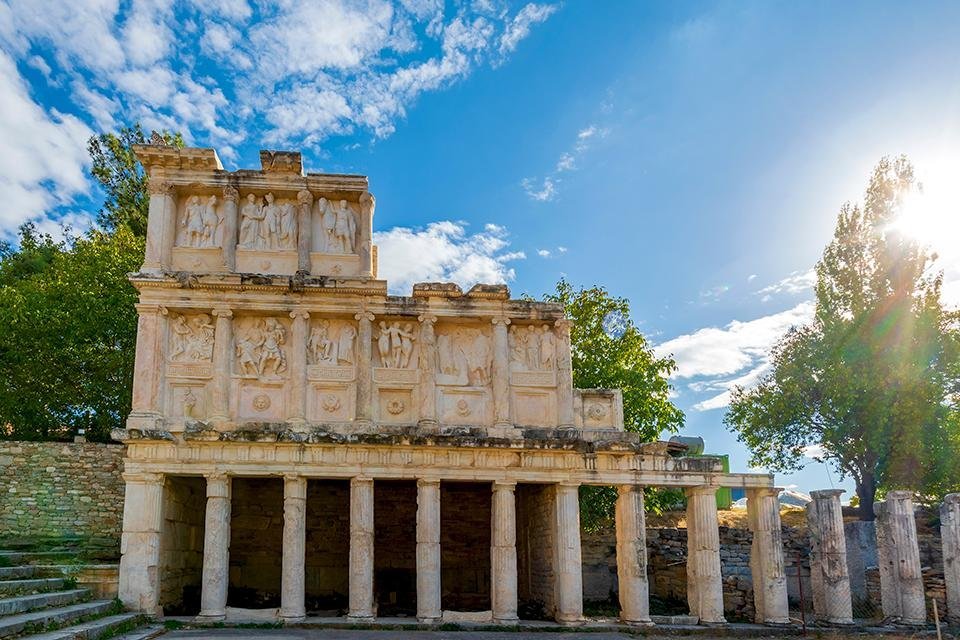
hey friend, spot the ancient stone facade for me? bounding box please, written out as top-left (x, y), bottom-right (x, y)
top-left (112, 142), bottom-right (786, 625)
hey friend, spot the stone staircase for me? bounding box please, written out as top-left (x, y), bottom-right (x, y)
top-left (0, 550), bottom-right (163, 640)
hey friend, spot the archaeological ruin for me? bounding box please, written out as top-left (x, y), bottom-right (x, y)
top-left (111, 141), bottom-right (796, 626)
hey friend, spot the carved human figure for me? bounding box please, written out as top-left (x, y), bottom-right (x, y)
top-left (317, 197), bottom-right (336, 252)
top-left (259, 317), bottom-right (287, 376)
top-left (170, 313), bottom-right (215, 362)
top-left (338, 324), bottom-right (357, 365)
top-left (309, 320), bottom-right (335, 364)
top-left (182, 196), bottom-right (206, 246)
top-left (239, 194), bottom-right (263, 248)
top-left (261, 193), bottom-right (280, 249)
top-left (377, 321), bottom-right (391, 366)
top-left (525, 325), bottom-right (540, 369)
top-left (183, 388), bottom-right (197, 418)
top-left (278, 201), bottom-right (297, 249)
top-left (399, 322), bottom-right (416, 368)
top-left (235, 318), bottom-right (287, 378)
top-left (334, 199), bottom-right (356, 253)
top-left (170, 314), bottom-right (192, 361)
top-left (468, 328), bottom-right (491, 385)
top-left (539, 324), bottom-right (556, 370)
top-left (236, 330), bottom-right (260, 376)
top-left (200, 196), bottom-right (220, 247)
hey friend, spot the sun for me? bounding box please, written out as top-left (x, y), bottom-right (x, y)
top-left (890, 158), bottom-right (960, 264)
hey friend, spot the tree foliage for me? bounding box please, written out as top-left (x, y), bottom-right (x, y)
top-left (725, 156), bottom-right (960, 519)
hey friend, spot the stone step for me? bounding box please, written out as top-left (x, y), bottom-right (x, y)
top-left (0, 552), bottom-right (80, 566)
top-left (0, 589), bottom-right (89, 617)
top-left (0, 578), bottom-right (68, 596)
top-left (0, 600), bottom-right (116, 639)
top-left (0, 568), bottom-right (48, 581)
top-left (25, 613), bottom-right (151, 640)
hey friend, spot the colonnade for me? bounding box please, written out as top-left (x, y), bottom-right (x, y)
top-left (118, 474), bottom-right (792, 626)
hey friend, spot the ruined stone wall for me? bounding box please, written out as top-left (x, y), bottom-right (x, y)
top-left (0, 441), bottom-right (126, 546)
top-left (517, 483), bottom-right (556, 617)
top-left (159, 475), bottom-right (205, 613)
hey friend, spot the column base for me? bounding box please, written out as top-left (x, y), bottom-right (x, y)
top-left (417, 616), bottom-right (441, 624)
top-left (347, 614), bottom-right (375, 623)
top-left (555, 616), bottom-right (585, 626)
top-left (195, 613), bottom-right (226, 622)
top-left (622, 618), bottom-right (655, 627)
top-left (762, 618), bottom-right (792, 626)
top-left (280, 614), bottom-right (306, 623)
top-left (492, 615), bottom-right (519, 624)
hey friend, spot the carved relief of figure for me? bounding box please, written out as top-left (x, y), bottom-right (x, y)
top-left (376, 321), bottom-right (417, 368)
top-left (236, 332), bottom-right (260, 376)
top-left (278, 201), bottom-right (297, 249)
top-left (239, 194), bottom-right (263, 248)
top-left (235, 317), bottom-right (287, 378)
top-left (525, 325), bottom-right (540, 370)
top-left (377, 321), bottom-right (391, 366)
top-left (509, 324), bottom-right (558, 372)
top-left (334, 199), bottom-right (356, 253)
top-left (258, 317), bottom-right (287, 376)
top-left (182, 196), bottom-right (206, 246)
top-left (261, 193), bottom-right (280, 249)
top-left (317, 197), bottom-right (336, 252)
top-left (201, 195), bottom-right (221, 247)
top-left (468, 328), bottom-right (491, 385)
top-left (309, 320), bottom-right (335, 364)
top-left (399, 322), bottom-right (415, 369)
top-left (170, 313), bottom-right (215, 362)
top-left (338, 324), bottom-right (357, 365)
top-left (436, 326), bottom-right (490, 385)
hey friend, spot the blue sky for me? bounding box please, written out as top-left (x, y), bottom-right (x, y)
top-left (3, 0), bottom-right (960, 496)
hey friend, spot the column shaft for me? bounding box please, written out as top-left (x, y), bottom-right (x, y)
top-left (555, 320), bottom-right (575, 428)
top-left (288, 311), bottom-right (310, 425)
top-left (876, 490), bottom-right (925, 624)
top-left (209, 308), bottom-right (232, 424)
top-left (349, 477), bottom-right (375, 619)
top-left (491, 481), bottom-right (518, 622)
top-left (942, 494), bottom-right (960, 624)
top-left (553, 482), bottom-right (583, 623)
top-left (358, 192), bottom-right (375, 277)
top-left (198, 474), bottom-right (231, 620)
top-left (746, 488), bottom-right (789, 624)
top-left (142, 179), bottom-right (175, 272)
top-left (491, 318), bottom-right (511, 428)
top-left (128, 304), bottom-right (166, 430)
top-left (685, 486), bottom-right (725, 624)
top-left (806, 489), bottom-right (853, 624)
top-left (354, 313), bottom-right (374, 427)
top-left (297, 190), bottom-right (313, 273)
top-left (418, 315), bottom-right (438, 428)
top-left (616, 485), bottom-right (651, 625)
top-left (416, 479), bottom-right (442, 622)
top-left (118, 472), bottom-right (165, 614)
top-left (281, 475), bottom-right (307, 620)
top-left (221, 186), bottom-right (239, 270)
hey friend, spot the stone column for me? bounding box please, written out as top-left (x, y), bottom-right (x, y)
top-left (349, 477), bottom-right (375, 620)
top-left (416, 479), bottom-right (441, 622)
top-left (685, 485), bottom-right (725, 624)
top-left (280, 474), bottom-right (307, 621)
top-left (221, 186), bottom-right (239, 270)
top-left (354, 312), bottom-right (374, 428)
top-left (555, 320), bottom-right (575, 429)
top-left (942, 494), bottom-right (960, 624)
top-left (358, 192), bottom-right (375, 278)
top-left (142, 179), bottom-right (176, 272)
top-left (127, 304), bottom-right (166, 430)
top-left (616, 485), bottom-right (652, 625)
top-left (417, 314), bottom-right (438, 429)
top-left (118, 472), bottom-right (165, 614)
top-left (208, 308), bottom-right (232, 425)
top-left (491, 481), bottom-right (518, 623)
top-left (875, 491), bottom-right (925, 624)
top-left (198, 473), bottom-right (231, 621)
top-left (491, 317), bottom-right (511, 428)
top-left (806, 489), bottom-right (853, 624)
top-left (287, 310), bottom-right (310, 426)
top-left (297, 190), bottom-right (313, 274)
top-left (746, 488), bottom-right (789, 625)
top-left (553, 482), bottom-right (583, 623)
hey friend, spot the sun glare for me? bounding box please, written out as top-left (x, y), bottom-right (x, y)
top-left (890, 159), bottom-right (960, 264)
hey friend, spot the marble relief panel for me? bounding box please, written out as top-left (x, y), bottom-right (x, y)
top-left (166, 312), bottom-right (214, 379)
top-left (176, 195), bottom-right (223, 249)
top-left (435, 323), bottom-right (492, 387)
top-left (233, 316), bottom-right (290, 380)
top-left (238, 192), bottom-right (298, 251)
top-left (509, 323), bottom-right (558, 387)
top-left (311, 198), bottom-right (358, 254)
top-left (307, 384), bottom-right (354, 422)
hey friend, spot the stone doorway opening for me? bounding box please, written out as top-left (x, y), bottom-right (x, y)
top-left (440, 481), bottom-right (492, 612)
top-left (516, 483), bottom-right (556, 620)
top-left (229, 477), bottom-right (283, 609)
top-left (305, 479), bottom-right (350, 616)
top-left (374, 480), bottom-right (417, 617)
top-left (158, 475), bottom-right (206, 616)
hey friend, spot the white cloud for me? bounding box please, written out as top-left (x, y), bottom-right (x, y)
top-left (522, 122), bottom-right (608, 201)
top-left (374, 221), bottom-right (525, 294)
top-left (756, 268), bottom-right (816, 301)
top-left (0, 50), bottom-right (93, 229)
top-left (521, 176), bottom-right (557, 202)
top-left (537, 249), bottom-right (551, 258)
top-left (802, 444), bottom-right (825, 460)
top-left (498, 3), bottom-right (556, 57)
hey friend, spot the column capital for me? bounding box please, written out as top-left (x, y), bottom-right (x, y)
top-left (205, 473), bottom-right (231, 498)
top-left (352, 475), bottom-right (374, 485)
top-left (417, 478), bottom-right (441, 488)
top-left (290, 309), bottom-right (310, 321)
top-left (491, 316), bottom-right (511, 326)
top-left (557, 480), bottom-right (581, 489)
top-left (297, 189), bottom-right (314, 206)
top-left (148, 178), bottom-right (175, 196)
top-left (685, 484), bottom-right (719, 498)
top-left (212, 307), bottom-right (233, 318)
top-left (134, 303), bottom-right (167, 315)
top-left (122, 471), bottom-right (165, 485)
top-left (554, 318), bottom-right (574, 331)
top-left (355, 311), bottom-right (375, 322)
top-left (360, 191), bottom-right (376, 211)
top-left (810, 488), bottom-right (845, 501)
top-left (617, 484), bottom-right (645, 496)
top-left (418, 313), bottom-right (438, 325)
top-left (748, 486), bottom-right (782, 499)
top-left (493, 480), bottom-right (517, 491)
top-left (222, 185), bottom-right (240, 202)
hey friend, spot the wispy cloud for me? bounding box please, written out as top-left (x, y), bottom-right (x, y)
top-left (756, 268), bottom-right (816, 302)
top-left (522, 123), bottom-right (608, 202)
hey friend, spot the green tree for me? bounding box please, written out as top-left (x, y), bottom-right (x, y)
top-left (545, 280), bottom-right (685, 527)
top-left (87, 124), bottom-right (181, 236)
top-left (725, 156), bottom-right (960, 519)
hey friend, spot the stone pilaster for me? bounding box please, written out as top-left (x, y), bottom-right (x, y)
top-left (491, 480), bottom-right (518, 623)
top-left (553, 482), bottom-right (583, 624)
top-left (288, 310), bottom-right (310, 426)
top-left (555, 320), bottom-right (575, 429)
top-left (198, 473), bottom-right (231, 621)
top-left (208, 308), bottom-right (232, 425)
top-left (875, 491), bottom-right (925, 624)
top-left (416, 478), bottom-right (442, 622)
top-left (280, 474), bottom-right (307, 621)
top-left (746, 488), bottom-right (789, 625)
top-left (127, 304), bottom-right (166, 430)
top-left (142, 179), bottom-right (176, 272)
top-left (685, 485), bottom-right (725, 624)
top-left (349, 477), bottom-right (375, 620)
top-left (418, 314), bottom-right (438, 429)
top-left (118, 472), bottom-right (165, 614)
top-left (806, 489), bottom-right (853, 625)
top-left (297, 190), bottom-right (313, 274)
top-left (358, 192), bottom-right (375, 278)
top-left (491, 317), bottom-right (511, 428)
top-left (616, 485), bottom-right (652, 625)
top-left (354, 312), bottom-right (375, 428)
top-left (221, 186), bottom-right (239, 270)
top-left (942, 494), bottom-right (960, 624)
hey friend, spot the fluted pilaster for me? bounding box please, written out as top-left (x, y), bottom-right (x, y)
top-left (554, 482), bottom-right (583, 623)
top-left (288, 310), bottom-right (310, 426)
top-left (208, 308), bottom-right (232, 424)
top-left (349, 477), bottom-right (375, 620)
top-left (491, 480), bottom-right (518, 622)
top-left (221, 186), bottom-right (239, 270)
top-left (280, 474), bottom-right (307, 621)
top-left (555, 320), bottom-right (574, 429)
top-left (416, 479), bottom-right (441, 622)
top-left (118, 472), bottom-right (165, 614)
top-left (354, 312), bottom-right (374, 427)
top-left (418, 315), bottom-right (438, 428)
top-left (685, 485), bottom-right (725, 624)
top-left (297, 190), bottom-right (313, 274)
top-left (746, 487), bottom-right (789, 624)
top-left (491, 317), bottom-right (511, 428)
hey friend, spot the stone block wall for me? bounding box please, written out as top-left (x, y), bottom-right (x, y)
top-left (305, 479), bottom-right (350, 610)
top-left (229, 477), bottom-right (284, 606)
top-left (440, 482), bottom-right (491, 611)
top-left (517, 483), bottom-right (557, 618)
top-left (0, 441), bottom-right (126, 546)
top-left (373, 481), bottom-right (417, 615)
top-left (159, 475), bottom-right (205, 613)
